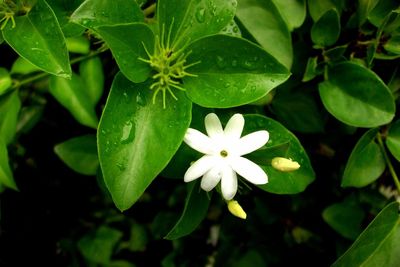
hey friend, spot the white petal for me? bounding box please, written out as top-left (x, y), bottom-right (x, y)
top-left (184, 155), bottom-right (216, 182)
top-left (224, 114), bottom-right (244, 140)
top-left (236, 130), bottom-right (269, 155)
top-left (205, 113), bottom-right (223, 139)
top-left (230, 157), bottom-right (268, 185)
top-left (184, 128), bottom-right (215, 154)
top-left (201, 166), bottom-right (222, 191)
top-left (221, 166), bottom-right (238, 200)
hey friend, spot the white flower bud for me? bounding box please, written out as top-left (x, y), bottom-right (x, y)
top-left (271, 157), bottom-right (300, 172)
top-left (227, 200), bottom-right (247, 219)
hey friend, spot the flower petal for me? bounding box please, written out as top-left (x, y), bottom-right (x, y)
top-left (205, 113), bottom-right (223, 139)
top-left (184, 155), bottom-right (216, 182)
top-left (224, 114), bottom-right (244, 140)
top-left (201, 166), bottom-right (222, 191)
top-left (230, 157), bottom-right (268, 185)
top-left (236, 130), bottom-right (269, 155)
top-left (184, 128), bottom-right (215, 154)
top-left (221, 166), bottom-right (238, 200)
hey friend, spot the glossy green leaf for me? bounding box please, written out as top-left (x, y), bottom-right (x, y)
top-left (54, 135), bottom-right (99, 176)
top-left (386, 119), bottom-right (400, 161)
top-left (322, 199), bottom-right (365, 240)
top-left (272, 0), bottom-right (306, 30)
top-left (0, 68), bottom-right (12, 95)
top-left (3, 0), bottom-right (71, 78)
top-left (308, 0), bottom-right (335, 21)
top-left (0, 90), bottom-right (21, 145)
top-left (311, 9), bottom-right (340, 47)
top-left (368, 0), bottom-right (399, 27)
top-left (357, 0), bottom-right (379, 26)
top-left (157, 0), bottom-right (236, 47)
top-left (79, 56), bottom-right (104, 105)
top-left (66, 36), bottom-right (90, 54)
top-left (78, 226), bottom-right (123, 264)
top-left (236, 0), bottom-right (293, 69)
top-left (11, 57), bottom-right (41, 75)
top-left (332, 202), bottom-right (400, 267)
top-left (319, 62), bottom-right (395, 127)
top-left (302, 56), bottom-right (320, 82)
top-left (384, 35), bottom-right (400, 54)
top-left (271, 88), bottom-right (325, 133)
top-left (342, 128), bottom-right (385, 187)
top-left (70, 0), bottom-right (143, 28)
top-left (0, 138), bottom-right (17, 190)
top-left (184, 35), bottom-right (290, 108)
top-left (244, 115), bottom-right (315, 194)
top-left (98, 73), bottom-right (191, 211)
top-left (165, 182), bottom-right (210, 240)
top-left (47, 0), bottom-right (85, 37)
top-left (49, 73), bottom-right (98, 129)
top-left (96, 23), bottom-right (154, 83)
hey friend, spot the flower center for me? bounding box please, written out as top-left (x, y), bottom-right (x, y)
top-left (220, 150), bottom-right (228, 157)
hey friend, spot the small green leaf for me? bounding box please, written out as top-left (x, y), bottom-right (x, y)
top-left (322, 199), bottom-right (365, 240)
top-left (302, 56), bottom-right (320, 82)
top-left (78, 226), bottom-right (123, 264)
top-left (332, 202), bottom-right (400, 267)
top-left (308, 0), bottom-right (335, 21)
top-left (384, 34), bottom-right (400, 54)
top-left (0, 138), bottom-right (17, 190)
top-left (47, 0), bottom-right (86, 37)
top-left (11, 57), bottom-right (41, 75)
top-left (386, 119), bottom-right (400, 161)
top-left (3, 0), bottom-right (71, 78)
top-left (319, 62), bottom-right (395, 127)
top-left (311, 9), bottom-right (340, 47)
top-left (236, 0), bottom-right (293, 69)
top-left (357, 0), bottom-right (379, 26)
top-left (0, 68), bottom-right (12, 95)
top-left (368, 0), bottom-right (399, 27)
top-left (49, 73), bottom-right (98, 129)
top-left (16, 105), bottom-right (44, 135)
top-left (165, 182), bottom-right (211, 240)
top-left (271, 0), bottom-right (306, 30)
top-left (71, 0), bottom-right (143, 28)
top-left (79, 56), bottom-right (104, 105)
top-left (98, 73), bottom-right (191, 211)
top-left (66, 36), bottom-right (90, 54)
top-left (0, 90), bottom-right (21, 145)
top-left (54, 135), bottom-right (99, 176)
top-left (342, 128), bottom-right (385, 188)
top-left (233, 250), bottom-right (265, 267)
top-left (244, 115), bottom-right (315, 194)
top-left (157, 0), bottom-right (236, 47)
top-left (126, 223), bottom-right (148, 252)
top-left (96, 23), bottom-right (154, 83)
top-left (184, 35), bottom-right (290, 108)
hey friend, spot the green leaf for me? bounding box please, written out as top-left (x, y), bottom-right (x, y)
top-left (126, 223), bottom-right (148, 252)
top-left (302, 56), bottom-right (320, 82)
top-left (79, 56), bottom-right (104, 105)
top-left (342, 128), bottom-right (385, 187)
top-left (70, 0), bottom-right (144, 28)
top-left (368, 0), bottom-right (399, 27)
top-left (66, 36), bottom-right (90, 54)
top-left (47, 0), bottom-right (85, 37)
top-left (311, 9), bottom-right (340, 47)
top-left (54, 135), bottom-right (99, 176)
top-left (236, 0), bottom-right (293, 69)
top-left (0, 68), bottom-right (12, 95)
top-left (2, 0), bottom-right (71, 78)
top-left (184, 35), bottom-right (290, 108)
top-left (319, 62), bottom-right (395, 127)
top-left (10, 57), bottom-right (41, 75)
top-left (332, 202), bottom-right (400, 267)
top-left (244, 115), bottom-right (315, 194)
top-left (322, 199), bottom-right (365, 240)
top-left (78, 226), bottom-right (123, 264)
top-left (0, 138), bottom-right (17, 190)
top-left (271, 88), bottom-right (325, 133)
top-left (357, 0), bottom-right (379, 26)
top-left (96, 23), bottom-right (154, 83)
top-left (384, 34), bottom-right (400, 54)
top-left (271, 0), bottom-right (306, 30)
top-left (157, 0), bottom-right (236, 47)
top-left (0, 31), bottom-right (3, 44)
top-left (0, 90), bottom-right (21, 145)
top-left (386, 119), bottom-right (400, 161)
top-left (16, 105), bottom-right (44, 135)
top-left (98, 73), bottom-right (191, 211)
top-left (49, 73), bottom-right (98, 129)
top-left (308, 0), bottom-right (335, 21)
top-left (233, 250), bottom-right (266, 267)
top-left (165, 181), bottom-right (211, 240)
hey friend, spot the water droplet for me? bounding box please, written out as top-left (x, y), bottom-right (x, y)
top-left (195, 7), bottom-right (206, 23)
top-left (136, 92), bottom-right (147, 106)
top-left (116, 162), bottom-right (126, 171)
top-left (233, 26), bottom-right (239, 33)
top-left (216, 56), bottom-right (226, 69)
top-left (231, 59), bottom-right (238, 67)
top-left (270, 78), bottom-right (275, 83)
top-left (120, 120), bottom-right (135, 144)
top-left (224, 82), bottom-right (231, 88)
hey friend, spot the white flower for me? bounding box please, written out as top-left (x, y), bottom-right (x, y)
top-left (183, 113), bottom-right (269, 200)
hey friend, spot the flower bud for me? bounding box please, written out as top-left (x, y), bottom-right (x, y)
top-left (271, 157), bottom-right (300, 172)
top-left (227, 200), bottom-right (247, 219)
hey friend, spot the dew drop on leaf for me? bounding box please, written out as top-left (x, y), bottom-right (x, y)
top-left (195, 8), bottom-right (206, 23)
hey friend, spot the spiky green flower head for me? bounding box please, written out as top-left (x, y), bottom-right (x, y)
top-left (0, 0), bottom-right (34, 29)
top-left (139, 19), bottom-right (200, 108)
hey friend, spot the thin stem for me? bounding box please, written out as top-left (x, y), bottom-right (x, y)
top-left (377, 133), bottom-right (400, 194)
top-left (143, 3), bottom-right (156, 17)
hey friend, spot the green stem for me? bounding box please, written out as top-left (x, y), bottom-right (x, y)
top-left (143, 3), bottom-right (156, 17)
top-left (377, 133), bottom-right (400, 194)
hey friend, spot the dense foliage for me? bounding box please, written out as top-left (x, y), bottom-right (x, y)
top-left (0, 0), bottom-right (399, 266)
